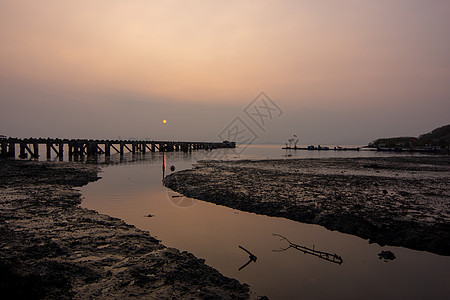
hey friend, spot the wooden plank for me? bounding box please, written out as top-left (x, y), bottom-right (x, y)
top-left (123, 144), bottom-right (132, 153)
top-left (97, 145), bottom-right (105, 154)
top-left (110, 144), bottom-right (120, 153)
top-left (51, 144), bottom-right (59, 156)
top-left (24, 143), bottom-right (34, 157)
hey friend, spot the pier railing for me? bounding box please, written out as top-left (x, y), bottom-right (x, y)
top-left (0, 138), bottom-right (235, 160)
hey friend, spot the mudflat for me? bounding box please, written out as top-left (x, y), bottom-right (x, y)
top-left (164, 156), bottom-right (450, 256)
top-left (0, 159), bottom-right (250, 299)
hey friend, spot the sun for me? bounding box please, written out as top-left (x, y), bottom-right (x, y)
top-left (163, 119), bottom-right (167, 124)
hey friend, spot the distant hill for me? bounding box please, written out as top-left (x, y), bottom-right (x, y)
top-left (368, 124), bottom-right (450, 148)
top-left (417, 124), bottom-right (450, 146)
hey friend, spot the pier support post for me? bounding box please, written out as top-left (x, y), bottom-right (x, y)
top-left (19, 142), bottom-right (27, 159)
top-left (105, 142), bottom-right (111, 156)
top-left (74, 141), bottom-right (83, 158)
top-left (87, 141), bottom-right (97, 157)
top-left (1, 140), bottom-right (6, 157)
top-left (46, 143), bottom-right (51, 160)
top-left (58, 143), bottom-right (64, 160)
top-left (68, 142), bottom-right (73, 158)
top-left (33, 142), bottom-right (39, 159)
top-left (72, 143), bottom-right (78, 158)
top-left (7, 141), bottom-right (15, 157)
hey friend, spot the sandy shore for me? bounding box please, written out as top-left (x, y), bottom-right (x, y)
top-left (164, 156), bottom-right (450, 256)
top-left (0, 159), bottom-right (250, 299)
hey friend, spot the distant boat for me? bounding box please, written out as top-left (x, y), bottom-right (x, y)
top-left (333, 146), bottom-right (360, 151)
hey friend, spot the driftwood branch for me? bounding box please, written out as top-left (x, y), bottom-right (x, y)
top-left (273, 234), bottom-right (343, 265)
top-left (238, 245), bottom-right (257, 271)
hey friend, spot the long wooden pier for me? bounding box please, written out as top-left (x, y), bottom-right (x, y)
top-left (0, 138), bottom-right (235, 160)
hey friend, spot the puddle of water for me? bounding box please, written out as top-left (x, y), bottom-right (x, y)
top-left (81, 148), bottom-right (450, 299)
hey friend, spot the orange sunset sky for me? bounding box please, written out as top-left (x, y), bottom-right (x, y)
top-left (1, 0), bottom-right (449, 144)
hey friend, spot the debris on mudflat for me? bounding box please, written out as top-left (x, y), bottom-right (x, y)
top-left (273, 234), bottom-right (343, 265)
top-left (378, 250), bottom-right (396, 261)
top-left (238, 245), bottom-right (257, 271)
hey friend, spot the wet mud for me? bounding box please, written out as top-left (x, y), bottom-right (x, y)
top-left (164, 156), bottom-right (450, 256)
top-left (0, 159), bottom-right (250, 299)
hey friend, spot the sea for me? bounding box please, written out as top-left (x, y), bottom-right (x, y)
top-left (80, 144), bottom-right (450, 299)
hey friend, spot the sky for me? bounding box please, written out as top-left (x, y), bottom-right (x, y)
top-left (1, 0), bottom-right (449, 144)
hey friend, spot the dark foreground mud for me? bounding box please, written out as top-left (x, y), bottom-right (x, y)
top-left (164, 156), bottom-right (450, 256)
top-left (0, 159), bottom-right (249, 299)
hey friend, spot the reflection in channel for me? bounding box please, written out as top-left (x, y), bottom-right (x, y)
top-left (162, 153), bottom-right (166, 181)
top-left (238, 245), bottom-right (257, 271)
top-left (273, 234), bottom-right (343, 265)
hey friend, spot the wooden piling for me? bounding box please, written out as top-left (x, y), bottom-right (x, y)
top-left (120, 143), bottom-right (124, 156)
top-left (1, 140), bottom-right (7, 157)
top-left (33, 142), bottom-right (39, 158)
top-left (105, 142), bottom-right (111, 156)
top-left (46, 143), bottom-right (51, 160)
top-left (58, 143), bottom-right (64, 158)
top-left (19, 142), bottom-right (27, 159)
top-left (8, 141), bottom-right (15, 157)
top-left (68, 142), bottom-right (73, 157)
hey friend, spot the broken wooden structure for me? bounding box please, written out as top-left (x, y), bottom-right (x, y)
top-left (0, 137), bottom-right (236, 160)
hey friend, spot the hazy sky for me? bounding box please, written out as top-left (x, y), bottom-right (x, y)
top-left (1, 0), bottom-right (449, 144)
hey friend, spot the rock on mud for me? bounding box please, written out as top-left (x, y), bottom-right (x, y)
top-left (378, 250), bottom-right (396, 261)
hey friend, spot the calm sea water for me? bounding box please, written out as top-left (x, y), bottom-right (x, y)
top-left (81, 145), bottom-right (450, 299)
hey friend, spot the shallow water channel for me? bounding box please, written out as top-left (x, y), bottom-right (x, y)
top-left (81, 145), bottom-right (450, 299)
